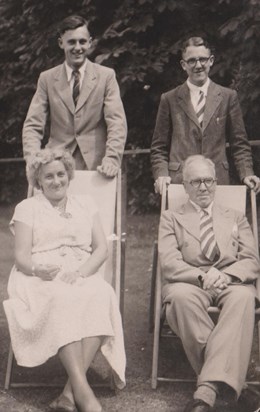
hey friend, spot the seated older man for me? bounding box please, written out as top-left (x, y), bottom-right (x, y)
top-left (159, 155), bottom-right (260, 412)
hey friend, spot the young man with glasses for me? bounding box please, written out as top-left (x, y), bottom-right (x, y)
top-left (159, 155), bottom-right (260, 412)
top-left (151, 36), bottom-right (259, 195)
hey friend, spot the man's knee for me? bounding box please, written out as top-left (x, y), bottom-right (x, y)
top-left (228, 285), bottom-right (255, 301)
top-left (163, 283), bottom-right (209, 315)
top-left (225, 285), bottom-right (255, 312)
top-left (163, 282), bottom-right (198, 304)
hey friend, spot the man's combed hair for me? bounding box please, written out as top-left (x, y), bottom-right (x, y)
top-left (58, 15), bottom-right (89, 36)
top-left (182, 155), bottom-right (216, 180)
top-left (181, 36), bottom-right (212, 57)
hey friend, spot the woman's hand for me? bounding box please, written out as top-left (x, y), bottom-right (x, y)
top-left (34, 264), bottom-right (60, 281)
top-left (59, 271), bottom-right (80, 285)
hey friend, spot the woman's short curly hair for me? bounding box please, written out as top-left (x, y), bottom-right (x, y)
top-left (26, 148), bottom-right (75, 189)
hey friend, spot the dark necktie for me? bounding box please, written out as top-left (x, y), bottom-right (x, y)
top-left (196, 90), bottom-right (206, 128)
top-left (72, 70), bottom-right (80, 106)
top-left (200, 209), bottom-right (219, 261)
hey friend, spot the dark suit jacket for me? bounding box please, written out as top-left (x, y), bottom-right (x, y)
top-left (151, 81), bottom-right (254, 183)
top-left (22, 59), bottom-right (127, 170)
top-left (159, 201), bottom-right (260, 294)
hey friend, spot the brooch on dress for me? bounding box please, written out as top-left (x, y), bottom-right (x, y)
top-left (59, 211), bottom-right (72, 219)
top-left (53, 197), bottom-right (72, 219)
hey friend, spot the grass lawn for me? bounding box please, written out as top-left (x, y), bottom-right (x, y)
top-left (0, 206), bottom-right (259, 411)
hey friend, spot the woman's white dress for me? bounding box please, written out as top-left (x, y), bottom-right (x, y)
top-left (3, 193), bottom-right (126, 389)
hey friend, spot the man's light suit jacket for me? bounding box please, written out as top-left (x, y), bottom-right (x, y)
top-left (151, 81), bottom-right (254, 184)
top-left (22, 59), bottom-right (127, 170)
top-left (158, 201), bottom-right (260, 298)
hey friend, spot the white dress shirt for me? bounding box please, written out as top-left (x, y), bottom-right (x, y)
top-left (187, 78), bottom-right (210, 112)
top-left (189, 199), bottom-right (214, 216)
top-left (65, 60), bottom-right (87, 92)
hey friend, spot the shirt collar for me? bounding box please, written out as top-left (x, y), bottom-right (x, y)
top-left (187, 78), bottom-right (210, 96)
top-left (65, 60), bottom-right (88, 82)
top-left (189, 199), bottom-right (214, 214)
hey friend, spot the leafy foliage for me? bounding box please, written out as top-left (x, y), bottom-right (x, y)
top-left (0, 0), bottom-right (259, 211)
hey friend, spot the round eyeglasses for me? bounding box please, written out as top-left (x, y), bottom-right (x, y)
top-left (182, 56), bottom-right (211, 67)
top-left (184, 178), bottom-right (217, 188)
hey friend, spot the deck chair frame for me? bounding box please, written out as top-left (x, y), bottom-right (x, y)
top-left (150, 184), bottom-right (260, 389)
top-left (4, 170), bottom-right (126, 390)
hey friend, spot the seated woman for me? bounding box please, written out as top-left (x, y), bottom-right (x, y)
top-left (3, 149), bottom-right (126, 412)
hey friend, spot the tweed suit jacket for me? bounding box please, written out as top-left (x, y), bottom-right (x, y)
top-left (22, 59), bottom-right (127, 170)
top-left (151, 80), bottom-right (254, 184)
top-left (158, 201), bottom-right (260, 294)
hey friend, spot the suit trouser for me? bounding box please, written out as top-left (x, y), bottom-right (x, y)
top-left (163, 283), bottom-right (255, 397)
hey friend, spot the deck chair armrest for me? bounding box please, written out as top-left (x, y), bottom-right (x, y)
top-left (120, 237), bottom-right (126, 320)
top-left (149, 241), bottom-right (159, 333)
top-left (255, 278), bottom-right (260, 302)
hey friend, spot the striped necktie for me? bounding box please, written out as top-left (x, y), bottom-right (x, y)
top-left (196, 90), bottom-right (206, 127)
top-left (72, 70), bottom-right (80, 106)
top-left (200, 209), bottom-right (219, 261)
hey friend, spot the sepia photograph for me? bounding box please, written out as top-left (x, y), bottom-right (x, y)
top-left (0, 1), bottom-right (260, 411)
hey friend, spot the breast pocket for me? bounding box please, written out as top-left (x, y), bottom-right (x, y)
top-left (215, 115), bottom-right (227, 126)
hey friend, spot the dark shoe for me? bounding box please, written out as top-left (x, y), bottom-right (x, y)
top-left (183, 399), bottom-right (211, 412)
top-left (238, 387), bottom-right (260, 412)
top-left (49, 394), bottom-right (77, 412)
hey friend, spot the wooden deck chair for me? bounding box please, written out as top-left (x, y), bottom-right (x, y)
top-left (150, 184), bottom-right (260, 390)
top-left (4, 170), bottom-right (126, 389)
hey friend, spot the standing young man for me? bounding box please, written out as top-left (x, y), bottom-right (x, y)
top-left (23, 15), bottom-right (127, 177)
top-left (151, 37), bottom-right (259, 194)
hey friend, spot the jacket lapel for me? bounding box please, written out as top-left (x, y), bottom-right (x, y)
top-left (203, 81), bottom-right (222, 131)
top-left (75, 60), bottom-right (97, 113)
top-left (173, 202), bottom-right (200, 241)
top-left (177, 83), bottom-right (200, 128)
top-left (212, 204), bottom-right (234, 254)
top-left (177, 81), bottom-right (223, 131)
top-left (54, 63), bottom-right (75, 115)
top-left (173, 202), bottom-right (235, 251)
